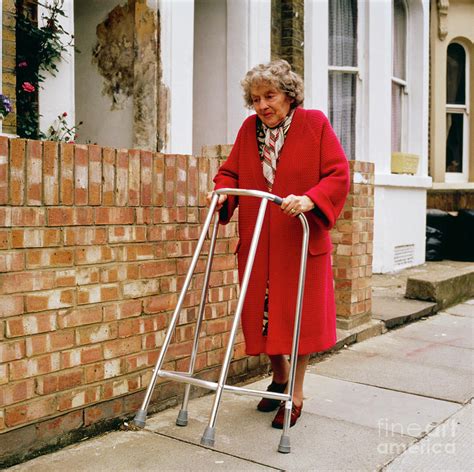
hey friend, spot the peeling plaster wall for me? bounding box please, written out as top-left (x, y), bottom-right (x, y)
top-left (74, 0), bottom-right (134, 148)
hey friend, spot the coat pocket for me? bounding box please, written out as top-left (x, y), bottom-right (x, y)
top-left (308, 234), bottom-right (332, 256)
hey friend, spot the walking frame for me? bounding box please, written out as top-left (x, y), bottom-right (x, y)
top-left (132, 188), bottom-right (310, 454)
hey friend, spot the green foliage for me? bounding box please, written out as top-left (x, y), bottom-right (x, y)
top-left (16, 0), bottom-right (74, 139)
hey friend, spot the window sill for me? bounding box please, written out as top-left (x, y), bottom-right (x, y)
top-left (431, 182), bottom-right (474, 191)
top-left (375, 173), bottom-right (432, 189)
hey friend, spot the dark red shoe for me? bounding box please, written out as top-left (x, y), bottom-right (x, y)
top-left (271, 401), bottom-right (303, 429)
top-left (257, 381), bottom-right (288, 412)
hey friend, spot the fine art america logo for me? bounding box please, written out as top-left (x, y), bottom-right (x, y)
top-left (377, 418), bottom-right (458, 455)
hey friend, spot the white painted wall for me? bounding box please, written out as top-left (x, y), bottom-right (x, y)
top-left (74, 0), bottom-right (134, 148)
top-left (38, 0), bottom-right (75, 138)
top-left (160, 0), bottom-right (194, 154)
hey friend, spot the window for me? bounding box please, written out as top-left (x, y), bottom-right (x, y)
top-left (391, 0), bottom-right (407, 153)
top-left (328, 0), bottom-right (358, 160)
top-left (446, 42), bottom-right (469, 182)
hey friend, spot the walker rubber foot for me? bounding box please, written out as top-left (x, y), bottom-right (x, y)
top-left (132, 410), bottom-right (147, 429)
top-left (176, 409), bottom-right (188, 427)
top-left (200, 426), bottom-right (216, 447)
top-left (278, 435), bottom-right (291, 454)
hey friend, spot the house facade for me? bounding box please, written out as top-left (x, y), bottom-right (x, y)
top-left (1, 0), bottom-right (437, 273)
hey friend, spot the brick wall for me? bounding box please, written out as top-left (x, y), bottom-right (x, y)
top-left (0, 139), bottom-right (374, 466)
top-left (2, 0), bottom-right (17, 135)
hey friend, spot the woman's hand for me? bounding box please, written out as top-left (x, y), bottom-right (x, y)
top-left (280, 194), bottom-right (315, 217)
top-left (206, 192), bottom-right (228, 211)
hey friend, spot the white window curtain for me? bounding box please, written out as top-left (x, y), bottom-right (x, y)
top-left (391, 0), bottom-right (407, 153)
top-left (328, 0), bottom-right (357, 160)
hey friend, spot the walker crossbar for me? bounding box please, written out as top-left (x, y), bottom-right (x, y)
top-left (132, 188), bottom-right (310, 454)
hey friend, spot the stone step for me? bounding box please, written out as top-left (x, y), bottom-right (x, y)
top-left (405, 264), bottom-right (474, 309)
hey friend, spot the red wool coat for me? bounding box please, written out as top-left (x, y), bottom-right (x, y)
top-left (213, 107), bottom-right (350, 355)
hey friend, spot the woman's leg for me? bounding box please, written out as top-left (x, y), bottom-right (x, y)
top-left (269, 354), bottom-right (309, 406)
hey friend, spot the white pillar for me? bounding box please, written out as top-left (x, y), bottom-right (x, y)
top-left (159, 0), bottom-right (194, 154)
top-left (226, 0), bottom-right (271, 143)
top-left (304, 0), bottom-right (328, 114)
top-left (38, 0), bottom-right (75, 138)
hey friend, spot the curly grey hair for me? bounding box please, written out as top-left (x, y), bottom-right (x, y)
top-left (241, 59), bottom-right (304, 109)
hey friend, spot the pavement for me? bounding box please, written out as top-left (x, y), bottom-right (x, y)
top-left (6, 263), bottom-right (474, 472)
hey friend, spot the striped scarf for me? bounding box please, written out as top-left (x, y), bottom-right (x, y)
top-left (260, 110), bottom-right (294, 191)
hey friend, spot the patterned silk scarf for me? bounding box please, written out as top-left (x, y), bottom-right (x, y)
top-left (261, 109), bottom-right (294, 191)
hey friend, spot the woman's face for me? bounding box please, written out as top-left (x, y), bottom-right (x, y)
top-left (250, 82), bottom-right (293, 128)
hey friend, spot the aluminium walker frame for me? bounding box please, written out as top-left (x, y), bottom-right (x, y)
top-left (132, 188), bottom-right (310, 454)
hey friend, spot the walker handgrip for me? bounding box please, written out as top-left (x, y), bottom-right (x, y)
top-left (272, 196), bottom-right (283, 206)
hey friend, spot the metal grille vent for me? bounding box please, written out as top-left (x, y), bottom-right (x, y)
top-left (394, 244), bottom-right (415, 268)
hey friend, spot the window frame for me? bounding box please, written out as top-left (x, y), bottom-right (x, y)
top-left (391, 0), bottom-right (409, 154)
top-left (445, 41), bottom-right (470, 183)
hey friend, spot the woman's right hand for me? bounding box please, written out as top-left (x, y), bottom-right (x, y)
top-left (206, 192), bottom-right (228, 211)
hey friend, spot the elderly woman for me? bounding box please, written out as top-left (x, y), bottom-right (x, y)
top-left (207, 59), bottom-right (349, 428)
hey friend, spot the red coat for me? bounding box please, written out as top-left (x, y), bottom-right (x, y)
top-left (214, 107), bottom-right (349, 355)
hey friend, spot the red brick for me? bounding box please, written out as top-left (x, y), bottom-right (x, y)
top-left (108, 226), bottom-right (146, 243)
top-left (57, 385), bottom-right (100, 411)
top-left (164, 155), bottom-right (176, 206)
top-left (25, 331), bottom-right (74, 356)
top-left (84, 398), bottom-right (123, 426)
top-left (0, 295), bottom-right (24, 317)
top-left (139, 260), bottom-right (175, 278)
top-left (116, 149), bottom-right (128, 206)
top-left (43, 141), bottom-right (59, 205)
top-left (9, 352), bottom-right (61, 380)
top-left (26, 248), bottom-right (73, 268)
top-left (74, 145), bottom-right (88, 205)
top-left (11, 207), bottom-right (46, 226)
top-left (76, 322), bottom-right (118, 345)
top-left (61, 345), bottom-right (103, 368)
top-left (117, 318), bottom-right (141, 337)
top-left (140, 150), bottom-right (153, 205)
top-left (176, 155), bottom-right (187, 206)
top-left (128, 149), bottom-right (140, 206)
top-left (6, 312), bottom-right (56, 337)
top-left (198, 156), bottom-right (210, 207)
top-left (0, 379), bottom-right (35, 406)
top-left (84, 358), bottom-right (121, 383)
top-left (77, 284), bottom-right (119, 305)
top-left (0, 339), bottom-right (25, 363)
top-left (36, 410), bottom-right (83, 441)
top-left (187, 155), bottom-right (198, 206)
top-left (124, 243), bottom-right (154, 261)
top-left (103, 148), bottom-right (116, 205)
top-left (64, 227), bottom-right (107, 246)
top-left (11, 228), bottom-right (61, 248)
top-left (0, 137), bottom-right (9, 205)
top-left (5, 396), bottom-right (57, 427)
top-left (10, 139), bottom-right (26, 205)
top-left (103, 300), bottom-right (142, 321)
top-left (0, 270), bottom-right (55, 294)
top-left (103, 336), bottom-right (142, 359)
top-left (35, 368), bottom-right (83, 395)
top-left (47, 207), bottom-right (94, 226)
top-left (0, 229), bottom-right (9, 248)
top-left (152, 153), bottom-right (164, 206)
top-left (102, 375), bottom-right (140, 399)
top-left (75, 246), bottom-right (114, 265)
top-left (59, 143), bottom-right (74, 205)
top-left (26, 140), bottom-right (43, 205)
top-left (95, 207), bottom-right (134, 225)
top-left (58, 306), bottom-right (102, 328)
top-left (88, 145), bottom-right (102, 205)
top-left (25, 289), bottom-right (74, 312)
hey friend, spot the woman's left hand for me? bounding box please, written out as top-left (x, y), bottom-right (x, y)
top-left (280, 195), bottom-right (315, 217)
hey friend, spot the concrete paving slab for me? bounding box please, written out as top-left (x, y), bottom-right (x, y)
top-left (384, 401), bottom-right (474, 472)
top-left (372, 295), bottom-right (436, 327)
top-left (346, 331), bottom-right (474, 372)
top-left (465, 299), bottom-right (474, 305)
top-left (7, 430), bottom-right (275, 472)
top-left (284, 373), bottom-right (461, 438)
top-left (390, 313), bottom-right (473, 350)
top-left (146, 392), bottom-right (416, 472)
top-left (444, 302), bottom-right (474, 318)
top-left (309, 349), bottom-right (473, 403)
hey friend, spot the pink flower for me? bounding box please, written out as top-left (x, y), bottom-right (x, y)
top-left (18, 61), bottom-right (28, 68)
top-left (22, 82), bottom-right (35, 93)
top-left (62, 112), bottom-right (67, 117)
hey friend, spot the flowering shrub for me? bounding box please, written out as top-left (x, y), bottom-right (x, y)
top-left (45, 111), bottom-right (82, 143)
top-left (16, 0), bottom-right (75, 139)
top-left (0, 95), bottom-right (13, 119)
